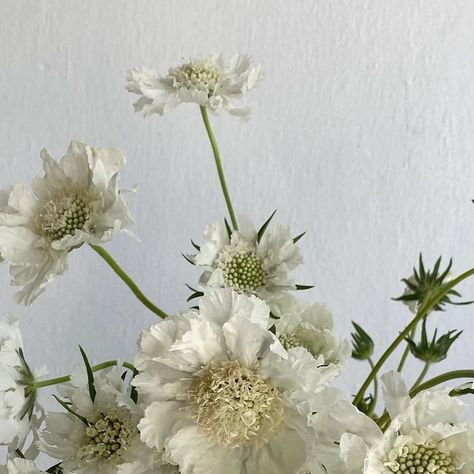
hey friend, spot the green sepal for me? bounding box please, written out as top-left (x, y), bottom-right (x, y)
top-left (351, 322), bottom-right (374, 361)
top-left (53, 395), bottom-right (89, 426)
top-left (296, 284), bottom-right (314, 290)
top-left (257, 210), bottom-right (277, 243)
top-left (224, 218), bottom-right (232, 239)
top-left (79, 346), bottom-right (96, 403)
top-left (449, 382), bottom-right (474, 397)
top-left (191, 240), bottom-right (201, 251)
top-left (130, 367), bottom-right (139, 404)
top-left (293, 232), bottom-right (306, 244)
top-left (181, 253), bottom-right (195, 265)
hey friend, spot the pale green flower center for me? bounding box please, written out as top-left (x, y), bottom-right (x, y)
top-left (386, 441), bottom-right (457, 473)
top-left (222, 251), bottom-right (265, 292)
top-left (279, 333), bottom-right (312, 353)
top-left (171, 60), bottom-right (221, 95)
top-left (79, 412), bottom-right (136, 462)
top-left (40, 194), bottom-right (90, 240)
top-left (188, 360), bottom-right (284, 448)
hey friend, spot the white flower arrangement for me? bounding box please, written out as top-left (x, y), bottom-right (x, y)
top-left (0, 53), bottom-right (474, 474)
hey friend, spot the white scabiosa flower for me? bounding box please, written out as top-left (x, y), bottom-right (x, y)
top-left (126, 54), bottom-right (263, 118)
top-left (270, 294), bottom-right (350, 369)
top-left (134, 289), bottom-right (337, 474)
top-left (193, 217), bottom-right (303, 304)
top-left (0, 314), bottom-right (40, 448)
top-left (40, 367), bottom-right (177, 474)
top-left (0, 141), bottom-right (133, 305)
top-left (312, 371), bottom-right (474, 474)
top-left (0, 458), bottom-right (45, 474)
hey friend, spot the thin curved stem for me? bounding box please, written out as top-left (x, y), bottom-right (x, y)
top-left (410, 370), bottom-right (474, 398)
top-left (34, 360), bottom-right (136, 389)
top-left (353, 267), bottom-right (474, 406)
top-left (90, 245), bottom-right (168, 319)
top-left (411, 362), bottom-right (431, 390)
top-left (397, 327), bottom-right (417, 372)
top-left (199, 106), bottom-right (239, 230)
top-left (367, 358), bottom-right (379, 415)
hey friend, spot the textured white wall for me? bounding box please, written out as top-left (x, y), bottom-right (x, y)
top-left (1, 0), bottom-right (474, 446)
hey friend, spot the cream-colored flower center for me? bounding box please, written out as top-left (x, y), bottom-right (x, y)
top-left (79, 412), bottom-right (136, 462)
top-left (222, 251), bottom-right (265, 292)
top-left (188, 360), bottom-right (284, 447)
top-left (171, 60), bottom-right (221, 95)
top-left (279, 333), bottom-right (312, 353)
top-left (385, 441), bottom-right (457, 473)
top-left (40, 194), bottom-right (90, 240)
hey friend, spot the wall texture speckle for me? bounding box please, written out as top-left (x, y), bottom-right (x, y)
top-left (1, 0), bottom-right (474, 462)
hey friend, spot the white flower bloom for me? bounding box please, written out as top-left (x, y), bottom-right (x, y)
top-left (40, 366), bottom-right (177, 474)
top-left (312, 371), bottom-right (474, 474)
top-left (0, 314), bottom-right (40, 448)
top-left (127, 54), bottom-right (263, 118)
top-left (0, 141), bottom-right (133, 305)
top-left (270, 294), bottom-right (350, 369)
top-left (194, 217), bottom-right (303, 304)
top-left (134, 289), bottom-right (338, 474)
top-left (0, 458), bottom-right (45, 474)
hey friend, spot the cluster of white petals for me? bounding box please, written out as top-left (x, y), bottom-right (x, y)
top-left (40, 367), bottom-right (177, 474)
top-left (127, 54), bottom-right (263, 118)
top-left (0, 314), bottom-right (39, 449)
top-left (0, 458), bottom-right (45, 474)
top-left (134, 289), bottom-right (338, 474)
top-left (0, 141), bottom-right (133, 305)
top-left (194, 217), bottom-right (302, 305)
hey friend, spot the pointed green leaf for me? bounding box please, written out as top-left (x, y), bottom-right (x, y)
top-left (191, 240), bottom-right (200, 251)
top-left (224, 218), bottom-right (232, 239)
top-left (296, 284), bottom-right (314, 290)
top-left (79, 346), bottom-right (96, 403)
top-left (53, 395), bottom-right (89, 426)
top-left (181, 253), bottom-right (195, 265)
top-left (257, 210), bottom-right (277, 243)
top-left (293, 231), bottom-right (306, 244)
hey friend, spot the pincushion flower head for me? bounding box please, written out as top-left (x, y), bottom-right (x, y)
top-left (40, 364), bottom-right (177, 474)
top-left (270, 294), bottom-right (350, 369)
top-left (0, 141), bottom-right (133, 305)
top-left (0, 314), bottom-right (41, 448)
top-left (126, 54), bottom-right (263, 118)
top-left (312, 371), bottom-right (474, 474)
top-left (133, 289), bottom-right (337, 474)
top-left (192, 215), bottom-right (303, 304)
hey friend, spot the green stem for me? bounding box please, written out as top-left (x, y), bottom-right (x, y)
top-left (34, 360), bottom-right (136, 389)
top-left (367, 358), bottom-right (379, 415)
top-left (353, 267), bottom-right (474, 406)
top-left (397, 327), bottom-right (417, 372)
top-left (199, 106), bottom-right (239, 230)
top-left (412, 362), bottom-right (431, 390)
top-left (410, 369), bottom-right (474, 398)
top-left (90, 245), bottom-right (167, 319)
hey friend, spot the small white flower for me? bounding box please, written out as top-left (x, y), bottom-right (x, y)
top-left (194, 217), bottom-right (303, 304)
top-left (0, 141), bottom-right (134, 305)
top-left (312, 371), bottom-right (474, 473)
top-left (270, 294), bottom-right (350, 369)
top-left (40, 367), bottom-right (176, 474)
top-left (134, 289), bottom-right (338, 474)
top-left (0, 458), bottom-right (45, 474)
top-left (127, 54), bottom-right (263, 118)
top-left (0, 314), bottom-right (41, 449)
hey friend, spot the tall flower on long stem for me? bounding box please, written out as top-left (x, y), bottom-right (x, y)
top-left (0, 141), bottom-right (133, 305)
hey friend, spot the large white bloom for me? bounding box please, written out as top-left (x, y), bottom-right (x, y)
top-left (40, 366), bottom-right (177, 474)
top-left (0, 314), bottom-right (40, 448)
top-left (0, 141), bottom-right (133, 305)
top-left (270, 294), bottom-right (350, 369)
top-left (134, 289), bottom-right (338, 474)
top-left (193, 217), bottom-right (303, 304)
top-left (0, 458), bottom-right (45, 474)
top-left (311, 371), bottom-right (474, 473)
top-left (127, 54), bottom-right (263, 118)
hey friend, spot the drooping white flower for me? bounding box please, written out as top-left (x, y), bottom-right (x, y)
top-left (126, 54), bottom-right (263, 118)
top-left (311, 371), bottom-right (474, 474)
top-left (0, 141), bottom-right (134, 305)
top-left (270, 294), bottom-right (350, 369)
top-left (0, 314), bottom-right (41, 449)
top-left (134, 289), bottom-right (338, 474)
top-left (193, 217), bottom-right (303, 304)
top-left (40, 366), bottom-right (177, 474)
top-left (0, 458), bottom-right (45, 474)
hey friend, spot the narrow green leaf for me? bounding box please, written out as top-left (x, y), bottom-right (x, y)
top-left (187, 291), bottom-right (204, 302)
top-left (79, 346), bottom-right (96, 403)
top-left (53, 395), bottom-right (89, 426)
top-left (257, 210), bottom-right (277, 243)
top-left (224, 218), bottom-right (232, 239)
top-left (293, 231), bottom-right (306, 244)
top-left (296, 284), bottom-right (314, 290)
top-left (181, 253), bottom-right (195, 265)
top-left (191, 240), bottom-right (201, 251)
top-left (130, 367), bottom-right (139, 404)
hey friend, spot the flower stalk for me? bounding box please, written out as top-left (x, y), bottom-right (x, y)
top-left (90, 245), bottom-right (168, 319)
top-left (199, 106), bottom-right (239, 230)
